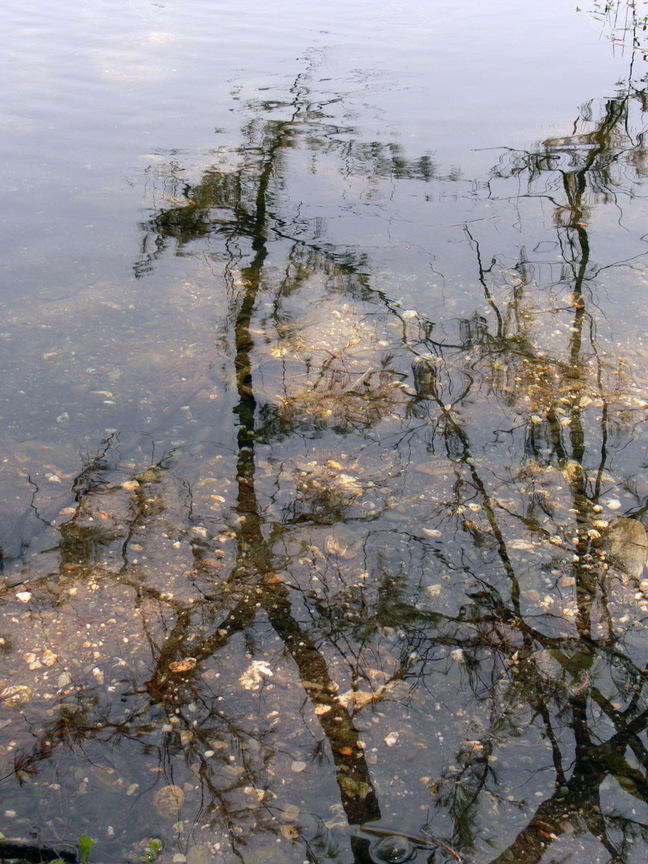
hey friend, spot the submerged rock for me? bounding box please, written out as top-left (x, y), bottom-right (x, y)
top-left (153, 785), bottom-right (184, 819)
top-left (0, 684), bottom-right (31, 706)
top-left (186, 846), bottom-right (212, 864)
top-left (604, 517), bottom-right (648, 577)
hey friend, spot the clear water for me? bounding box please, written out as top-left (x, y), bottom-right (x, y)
top-left (1, 1), bottom-right (648, 863)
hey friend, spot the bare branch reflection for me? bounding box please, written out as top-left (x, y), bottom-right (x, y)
top-left (3, 50), bottom-right (648, 864)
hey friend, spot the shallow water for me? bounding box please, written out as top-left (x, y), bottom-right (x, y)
top-left (2, 1), bottom-right (648, 862)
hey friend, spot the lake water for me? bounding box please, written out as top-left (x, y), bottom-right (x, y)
top-left (2, 1), bottom-right (648, 862)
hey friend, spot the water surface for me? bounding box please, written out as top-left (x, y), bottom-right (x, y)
top-left (1, 2), bottom-right (648, 863)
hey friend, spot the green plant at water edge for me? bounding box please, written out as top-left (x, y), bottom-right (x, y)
top-left (140, 839), bottom-right (163, 863)
top-left (50, 835), bottom-right (95, 864)
top-left (80, 835), bottom-right (95, 864)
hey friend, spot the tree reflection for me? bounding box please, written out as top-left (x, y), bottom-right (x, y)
top-left (412, 78), bottom-right (648, 861)
top-left (135, 66), bottom-right (648, 862)
top-left (5, 52), bottom-right (648, 864)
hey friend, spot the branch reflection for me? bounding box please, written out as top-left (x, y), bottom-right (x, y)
top-left (2, 54), bottom-right (648, 864)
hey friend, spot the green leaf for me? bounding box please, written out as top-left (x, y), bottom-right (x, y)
top-left (79, 834), bottom-right (95, 864)
top-left (140, 838), bottom-right (163, 863)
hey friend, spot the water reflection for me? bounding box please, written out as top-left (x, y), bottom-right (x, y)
top-left (3, 36), bottom-right (648, 864)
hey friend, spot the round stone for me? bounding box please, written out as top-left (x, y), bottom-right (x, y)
top-left (370, 835), bottom-right (415, 863)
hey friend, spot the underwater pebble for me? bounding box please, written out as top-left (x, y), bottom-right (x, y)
top-left (0, 685), bottom-right (31, 706)
top-left (15, 592), bottom-right (31, 603)
top-left (509, 539), bottom-right (534, 551)
top-left (324, 536), bottom-right (357, 559)
top-left (604, 517), bottom-right (648, 577)
top-left (239, 660), bottom-right (273, 690)
top-left (280, 825), bottom-right (301, 842)
top-left (281, 804), bottom-right (301, 822)
top-left (42, 649), bottom-right (57, 667)
top-left (154, 785), bottom-right (185, 818)
top-left (604, 498), bottom-right (622, 511)
top-left (340, 690), bottom-right (375, 711)
top-left (290, 761), bottom-right (307, 773)
top-left (384, 732), bottom-right (399, 747)
top-left (169, 657), bottom-right (198, 675)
